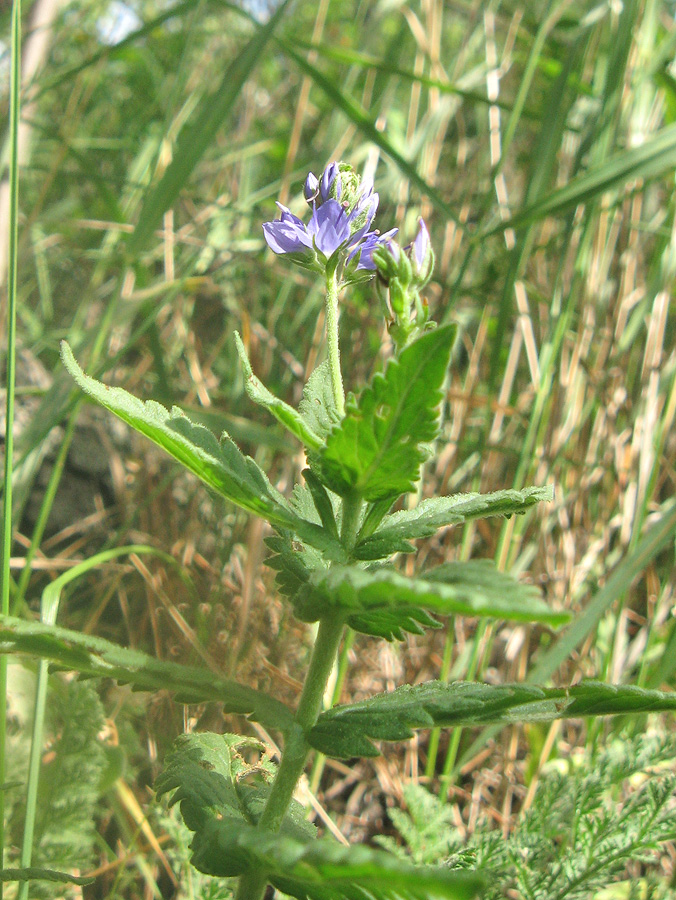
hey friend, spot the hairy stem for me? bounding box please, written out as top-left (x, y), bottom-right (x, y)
top-left (325, 271), bottom-right (345, 417)
top-left (235, 613), bottom-right (345, 900)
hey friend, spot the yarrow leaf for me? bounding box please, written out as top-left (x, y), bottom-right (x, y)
top-left (307, 681), bottom-right (676, 758)
top-left (0, 616), bottom-right (294, 734)
top-left (317, 325), bottom-right (456, 501)
top-left (234, 332), bottom-right (323, 450)
top-left (292, 560), bottom-right (567, 640)
top-left (355, 485), bottom-right (554, 559)
top-left (61, 342), bottom-right (341, 557)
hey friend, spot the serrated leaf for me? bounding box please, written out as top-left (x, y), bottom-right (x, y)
top-left (61, 342), bottom-right (342, 557)
top-left (183, 821), bottom-right (483, 899)
top-left (265, 532), bottom-right (323, 600)
top-left (0, 616), bottom-right (293, 734)
top-left (307, 680), bottom-right (676, 758)
top-left (302, 469), bottom-right (340, 540)
top-left (355, 486), bottom-right (554, 560)
top-left (318, 326), bottom-right (456, 501)
top-left (299, 360), bottom-right (342, 443)
top-left (293, 560), bottom-right (567, 640)
top-left (156, 733), bottom-right (314, 846)
top-left (235, 333), bottom-right (322, 450)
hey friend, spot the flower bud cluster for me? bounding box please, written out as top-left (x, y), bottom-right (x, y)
top-left (372, 218), bottom-right (435, 349)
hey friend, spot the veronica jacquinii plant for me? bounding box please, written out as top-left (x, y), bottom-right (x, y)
top-left (4, 161), bottom-right (675, 900)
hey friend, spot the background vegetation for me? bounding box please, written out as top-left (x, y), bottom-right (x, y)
top-left (1, 0), bottom-right (675, 896)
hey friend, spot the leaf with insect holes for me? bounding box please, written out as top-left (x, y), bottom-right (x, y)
top-left (0, 616), bottom-right (294, 735)
top-left (292, 560), bottom-right (567, 640)
top-left (61, 342), bottom-right (342, 558)
top-left (307, 680), bottom-right (676, 758)
top-left (234, 332), bottom-right (322, 450)
top-left (355, 485), bottom-right (554, 559)
top-left (318, 325), bottom-right (456, 501)
top-left (155, 733), bottom-right (315, 851)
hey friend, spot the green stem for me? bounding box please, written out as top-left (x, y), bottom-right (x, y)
top-left (13, 410), bottom-right (79, 615)
top-left (325, 271), bottom-right (345, 417)
top-left (235, 614), bottom-right (345, 900)
top-left (309, 627), bottom-right (355, 794)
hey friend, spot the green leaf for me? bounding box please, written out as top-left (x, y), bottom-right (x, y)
top-left (0, 868), bottom-right (93, 885)
top-left (307, 680), bottom-right (676, 758)
top-left (293, 560), bottom-right (567, 640)
top-left (234, 332), bottom-right (322, 450)
top-left (129, 0), bottom-right (292, 252)
top-left (355, 486), bottom-right (554, 560)
top-left (299, 360), bottom-right (342, 443)
top-left (61, 342), bottom-right (341, 557)
top-left (303, 469), bottom-right (340, 540)
top-left (177, 820), bottom-right (483, 899)
top-left (0, 616), bottom-right (293, 734)
top-left (155, 736), bottom-right (475, 900)
top-left (318, 326), bottom-right (456, 502)
top-left (156, 733), bottom-right (315, 849)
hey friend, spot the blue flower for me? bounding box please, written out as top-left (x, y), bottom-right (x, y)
top-left (263, 161), bottom-right (394, 280)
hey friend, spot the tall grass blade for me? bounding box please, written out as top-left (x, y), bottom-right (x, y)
top-left (0, 0), bottom-right (22, 889)
top-left (280, 41), bottom-right (458, 223)
top-left (528, 501), bottom-right (676, 684)
top-left (130, 0), bottom-right (293, 253)
top-left (17, 546), bottom-right (161, 900)
top-left (483, 122), bottom-right (676, 237)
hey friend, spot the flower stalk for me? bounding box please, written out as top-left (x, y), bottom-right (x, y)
top-left (325, 270), bottom-right (345, 417)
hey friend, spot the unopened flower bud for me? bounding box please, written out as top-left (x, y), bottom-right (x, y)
top-left (408, 217), bottom-right (434, 284)
top-left (320, 162), bottom-right (341, 202)
top-left (304, 172), bottom-right (319, 204)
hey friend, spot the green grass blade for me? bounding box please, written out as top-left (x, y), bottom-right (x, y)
top-left (292, 40), bottom-right (514, 112)
top-left (35, 0), bottom-right (249, 99)
top-left (280, 40), bottom-right (459, 223)
top-left (528, 501), bottom-right (676, 684)
top-left (482, 121), bottom-right (676, 237)
top-left (17, 546), bottom-right (163, 900)
top-left (130, 0), bottom-right (293, 253)
top-left (0, 0), bottom-right (21, 889)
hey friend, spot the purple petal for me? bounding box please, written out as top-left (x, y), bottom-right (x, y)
top-left (412, 217), bottom-right (430, 269)
top-left (354, 227), bottom-right (398, 270)
top-left (276, 202), bottom-right (306, 227)
top-left (385, 235), bottom-right (400, 263)
top-left (308, 199), bottom-right (351, 257)
top-left (263, 219), bottom-right (312, 255)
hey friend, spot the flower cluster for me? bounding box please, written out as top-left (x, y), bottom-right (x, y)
top-left (262, 162), bottom-right (396, 283)
top-left (372, 218), bottom-right (435, 349)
